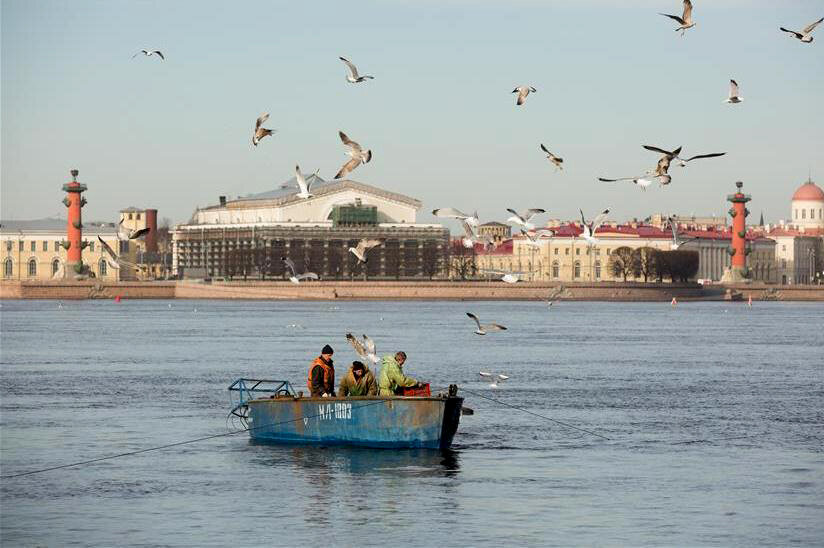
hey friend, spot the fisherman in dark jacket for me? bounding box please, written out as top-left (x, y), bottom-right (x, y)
top-left (307, 345), bottom-right (335, 397)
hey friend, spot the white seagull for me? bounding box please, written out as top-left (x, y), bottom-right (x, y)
top-left (466, 312), bottom-right (507, 336)
top-left (339, 57), bottom-right (374, 83)
top-left (642, 145), bottom-right (726, 169)
top-left (132, 49), bottom-right (164, 60)
top-left (660, 0), bottom-right (695, 36)
top-left (506, 208), bottom-right (546, 231)
top-left (432, 207), bottom-right (480, 229)
top-left (598, 175), bottom-right (670, 190)
top-left (253, 113), bottom-right (275, 146)
top-left (294, 165), bottom-right (317, 199)
top-left (461, 220), bottom-right (493, 250)
top-left (667, 217), bottom-right (696, 250)
top-left (540, 144), bottom-right (564, 171)
top-left (479, 269), bottom-right (524, 283)
top-left (579, 208), bottom-right (610, 246)
top-left (345, 333), bottom-right (379, 364)
top-left (725, 79), bottom-right (743, 104)
top-left (97, 236), bottom-right (139, 271)
top-left (545, 284), bottom-right (567, 307)
top-left (117, 218), bottom-right (150, 240)
top-left (281, 257), bottom-right (319, 284)
top-left (349, 238), bottom-right (382, 263)
top-left (780, 17), bottom-right (823, 43)
top-left (521, 229), bottom-right (554, 248)
top-left (335, 131), bottom-right (372, 179)
top-left (479, 371), bottom-right (510, 389)
top-left (512, 86), bottom-right (537, 106)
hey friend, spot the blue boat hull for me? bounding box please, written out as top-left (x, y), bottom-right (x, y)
top-left (246, 396), bottom-right (463, 449)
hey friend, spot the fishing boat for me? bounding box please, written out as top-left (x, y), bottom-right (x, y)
top-left (227, 379), bottom-right (464, 449)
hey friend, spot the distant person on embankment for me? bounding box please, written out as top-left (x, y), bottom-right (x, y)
top-left (378, 351), bottom-right (420, 396)
top-left (339, 360), bottom-right (377, 397)
top-left (308, 345), bottom-right (336, 398)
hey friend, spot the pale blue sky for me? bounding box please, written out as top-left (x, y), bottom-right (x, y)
top-left (2, 0), bottom-right (822, 227)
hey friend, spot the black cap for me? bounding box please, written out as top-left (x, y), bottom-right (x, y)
top-left (352, 360), bottom-right (365, 370)
top-left (322, 344), bottom-right (334, 355)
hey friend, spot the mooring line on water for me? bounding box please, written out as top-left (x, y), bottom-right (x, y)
top-left (0, 397), bottom-right (397, 480)
top-left (459, 387), bottom-right (611, 441)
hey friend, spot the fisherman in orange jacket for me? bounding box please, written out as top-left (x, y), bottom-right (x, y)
top-left (308, 344), bottom-right (336, 397)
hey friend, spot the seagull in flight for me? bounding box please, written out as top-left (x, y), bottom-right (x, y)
top-left (294, 165), bottom-right (318, 199)
top-left (132, 49), bottom-right (164, 60)
top-left (540, 144), bottom-right (564, 171)
top-left (521, 229), bottom-right (554, 247)
top-left (281, 257), bottom-right (318, 284)
top-left (780, 16), bottom-right (823, 43)
top-left (479, 269), bottom-right (524, 283)
top-left (667, 217), bottom-right (696, 250)
top-left (460, 221), bottom-right (494, 250)
top-left (349, 238), bottom-right (382, 263)
top-left (660, 0), bottom-right (695, 36)
top-left (335, 131), bottom-right (372, 179)
top-left (466, 312), bottom-right (507, 336)
top-left (479, 371), bottom-right (509, 389)
top-left (432, 208), bottom-right (480, 229)
top-left (598, 175), bottom-right (670, 190)
top-left (579, 208), bottom-right (610, 246)
top-left (506, 208), bottom-right (546, 230)
top-left (98, 236), bottom-right (139, 272)
top-left (725, 80), bottom-right (743, 104)
top-left (117, 219), bottom-right (150, 240)
top-left (545, 284), bottom-right (567, 306)
top-left (339, 57), bottom-right (374, 83)
top-left (252, 113), bottom-right (275, 146)
top-left (512, 86), bottom-right (537, 106)
top-left (642, 145), bottom-right (726, 169)
top-left (346, 333), bottom-right (379, 364)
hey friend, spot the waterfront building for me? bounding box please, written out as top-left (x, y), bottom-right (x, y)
top-left (477, 222), bottom-right (511, 245)
top-left (1, 218), bottom-right (123, 281)
top-left (172, 175), bottom-right (449, 279)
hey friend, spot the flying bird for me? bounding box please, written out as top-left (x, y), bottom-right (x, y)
top-left (432, 208), bottom-right (480, 228)
top-left (294, 165), bottom-right (318, 199)
top-left (667, 217), bottom-right (696, 250)
top-left (460, 221), bottom-right (494, 250)
top-left (97, 236), bottom-right (139, 271)
top-left (725, 80), bottom-right (743, 104)
top-left (512, 86), bottom-right (537, 106)
top-left (132, 49), bottom-right (164, 60)
top-left (466, 312), bottom-right (507, 336)
top-left (579, 208), bottom-right (610, 246)
top-left (521, 229), bottom-right (554, 247)
top-left (545, 284), bottom-right (567, 306)
top-left (281, 257), bottom-right (319, 284)
top-left (660, 0), bottom-right (695, 36)
top-left (598, 175), bottom-right (671, 190)
top-left (506, 208), bottom-right (546, 230)
top-left (642, 145), bottom-right (726, 169)
top-left (479, 269), bottom-right (525, 283)
top-left (540, 144), bottom-right (563, 171)
top-left (339, 57), bottom-right (374, 83)
top-left (349, 238), bottom-right (382, 263)
top-left (252, 113), bottom-right (275, 146)
top-left (780, 16), bottom-right (823, 43)
top-left (345, 333), bottom-right (378, 364)
top-left (117, 219), bottom-right (150, 240)
top-left (335, 131), bottom-right (372, 179)
top-left (479, 371), bottom-right (510, 389)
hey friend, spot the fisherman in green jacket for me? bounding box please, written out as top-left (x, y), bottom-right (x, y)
top-left (378, 351), bottom-right (419, 396)
top-left (339, 361), bottom-right (377, 397)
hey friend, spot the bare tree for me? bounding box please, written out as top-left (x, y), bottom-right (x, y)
top-left (633, 247), bottom-right (662, 282)
top-left (421, 240), bottom-right (442, 280)
top-left (451, 242), bottom-right (477, 280)
top-left (608, 246), bottom-right (639, 282)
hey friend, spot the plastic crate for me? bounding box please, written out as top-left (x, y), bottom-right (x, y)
top-left (399, 383), bottom-right (431, 397)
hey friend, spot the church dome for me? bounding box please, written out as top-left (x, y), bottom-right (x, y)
top-left (792, 180), bottom-right (824, 202)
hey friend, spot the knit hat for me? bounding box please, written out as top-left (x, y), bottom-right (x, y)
top-left (322, 344), bottom-right (334, 355)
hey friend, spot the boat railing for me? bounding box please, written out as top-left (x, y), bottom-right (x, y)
top-left (228, 378), bottom-right (297, 410)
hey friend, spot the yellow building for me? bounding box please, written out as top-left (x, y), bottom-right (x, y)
top-left (1, 218), bottom-right (133, 281)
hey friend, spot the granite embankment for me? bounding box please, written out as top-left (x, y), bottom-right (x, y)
top-left (2, 280), bottom-right (823, 301)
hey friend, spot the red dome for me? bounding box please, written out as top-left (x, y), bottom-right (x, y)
top-left (792, 180), bottom-right (824, 201)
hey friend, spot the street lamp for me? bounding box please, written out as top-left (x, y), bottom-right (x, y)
top-left (808, 247), bottom-right (815, 285)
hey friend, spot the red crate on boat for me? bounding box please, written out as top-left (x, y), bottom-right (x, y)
top-left (400, 383), bottom-right (431, 397)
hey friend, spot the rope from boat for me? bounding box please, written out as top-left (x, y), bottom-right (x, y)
top-left (459, 387), bottom-right (611, 441)
top-left (1, 397), bottom-right (396, 479)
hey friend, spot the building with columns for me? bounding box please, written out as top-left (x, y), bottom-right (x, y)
top-left (172, 175), bottom-right (448, 279)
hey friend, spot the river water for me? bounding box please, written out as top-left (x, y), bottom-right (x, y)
top-left (1, 299), bottom-right (822, 546)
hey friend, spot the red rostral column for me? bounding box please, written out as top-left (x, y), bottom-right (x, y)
top-left (62, 169), bottom-right (88, 277)
top-left (726, 180), bottom-right (751, 278)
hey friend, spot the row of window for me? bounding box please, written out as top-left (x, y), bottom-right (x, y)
top-left (3, 240), bottom-right (101, 252)
top-left (550, 247), bottom-right (608, 256)
top-left (2, 258), bottom-right (109, 278)
top-left (794, 208), bottom-right (823, 220)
